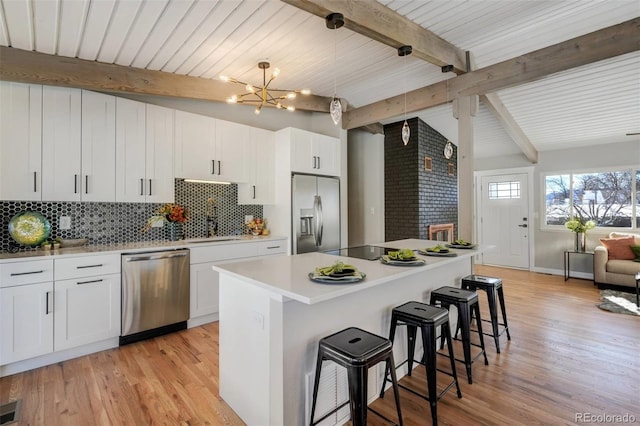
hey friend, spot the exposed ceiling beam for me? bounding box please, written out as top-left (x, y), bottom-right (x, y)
top-left (481, 93), bottom-right (538, 163)
top-left (0, 47), bottom-right (332, 113)
top-left (344, 17), bottom-right (640, 130)
top-left (467, 52), bottom-right (538, 163)
top-left (281, 0), bottom-right (467, 73)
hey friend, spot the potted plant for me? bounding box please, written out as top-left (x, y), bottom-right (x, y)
top-left (565, 217), bottom-right (596, 252)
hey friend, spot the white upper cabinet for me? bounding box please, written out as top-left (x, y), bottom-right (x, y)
top-left (238, 128), bottom-right (275, 205)
top-left (214, 119), bottom-right (249, 183)
top-left (116, 99), bottom-right (174, 203)
top-left (290, 128), bottom-right (340, 176)
top-left (0, 82), bottom-right (42, 201)
top-left (174, 110), bottom-right (216, 180)
top-left (115, 97), bottom-right (147, 202)
top-left (80, 91), bottom-right (116, 202)
top-left (145, 104), bottom-right (175, 203)
top-left (41, 86), bottom-right (82, 201)
top-left (174, 114), bottom-right (249, 183)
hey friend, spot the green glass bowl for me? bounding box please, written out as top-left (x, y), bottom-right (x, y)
top-left (8, 211), bottom-right (52, 247)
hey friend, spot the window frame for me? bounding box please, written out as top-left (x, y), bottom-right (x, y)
top-left (541, 165), bottom-right (639, 232)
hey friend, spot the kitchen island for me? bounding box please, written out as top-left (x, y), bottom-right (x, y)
top-left (212, 239), bottom-right (483, 426)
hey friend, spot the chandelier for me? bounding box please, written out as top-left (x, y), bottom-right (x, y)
top-left (220, 62), bottom-right (310, 114)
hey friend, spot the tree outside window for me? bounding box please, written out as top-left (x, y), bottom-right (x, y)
top-left (545, 169), bottom-right (637, 229)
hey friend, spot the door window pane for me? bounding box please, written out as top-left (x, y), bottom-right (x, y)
top-left (488, 181), bottom-right (520, 199)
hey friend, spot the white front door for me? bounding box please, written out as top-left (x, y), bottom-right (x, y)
top-left (479, 173), bottom-right (530, 269)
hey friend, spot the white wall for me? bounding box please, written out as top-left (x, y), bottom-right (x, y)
top-left (532, 140), bottom-right (640, 273)
top-left (347, 130), bottom-right (385, 245)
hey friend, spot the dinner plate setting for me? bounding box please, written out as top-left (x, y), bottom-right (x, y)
top-left (417, 249), bottom-right (457, 257)
top-left (309, 261), bottom-right (366, 284)
top-left (380, 249), bottom-right (426, 266)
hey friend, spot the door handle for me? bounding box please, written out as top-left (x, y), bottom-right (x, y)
top-left (218, 160), bottom-right (221, 175)
top-left (77, 279), bottom-right (103, 285)
top-left (317, 195), bottom-right (324, 246)
top-left (252, 185), bottom-right (256, 199)
top-left (317, 156), bottom-right (320, 169)
top-left (148, 179), bottom-right (152, 196)
top-left (85, 175), bottom-right (89, 194)
top-left (33, 171), bottom-right (37, 192)
top-left (74, 174), bottom-right (78, 193)
top-left (212, 160), bottom-right (215, 175)
top-left (46, 291), bottom-right (52, 315)
top-left (140, 178), bottom-right (144, 196)
top-left (518, 224), bottom-right (528, 228)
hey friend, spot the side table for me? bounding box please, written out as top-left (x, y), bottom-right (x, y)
top-left (563, 250), bottom-right (594, 282)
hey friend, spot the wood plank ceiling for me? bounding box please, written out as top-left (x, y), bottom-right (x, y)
top-left (0, 0), bottom-right (638, 160)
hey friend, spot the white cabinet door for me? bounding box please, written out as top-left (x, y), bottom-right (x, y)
top-left (239, 128), bottom-right (275, 205)
top-left (290, 128), bottom-right (340, 176)
top-left (0, 282), bottom-right (54, 365)
top-left (54, 274), bottom-right (121, 351)
top-left (290, 128), bottom-right (315, 174)
top-left (146, 104), bottom-right (175, 203)
top-left (0, 82), bottom-right (42, 201)
top-left (115, 97), bottom-right (147, 202)
top-left (81, 91), bottom-right (116, 202)
top-left (174, 110), bottom-right (216, 180)
top-left (215, 119), bottom-right (249, 182)
top-left (42, 86), bottom-right (82, 201)
top-left (190, 263), bottom-right (220, 319)
top-left (313, 133), bottom-right (340, 177)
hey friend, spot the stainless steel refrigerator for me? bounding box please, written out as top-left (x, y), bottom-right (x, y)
top-left (292, 174), bottom-right (340, 254)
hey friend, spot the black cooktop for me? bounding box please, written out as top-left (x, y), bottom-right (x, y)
top-left (324, 245), bottom-right (399, 261)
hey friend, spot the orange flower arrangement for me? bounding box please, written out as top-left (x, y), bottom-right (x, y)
top-left (158, 203), bottom-right (189, 223)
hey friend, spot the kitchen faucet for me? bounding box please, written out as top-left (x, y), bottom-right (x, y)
top-left (206, 197), bottom-right (219, 237)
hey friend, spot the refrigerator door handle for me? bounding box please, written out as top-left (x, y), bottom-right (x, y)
top-left (316, 195), bottom-right (324, 246)
top-left (313, 195), bottom-right (320, 246)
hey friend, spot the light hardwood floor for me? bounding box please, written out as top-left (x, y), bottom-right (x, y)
top-left (1, 265), bottom-right (638, 425)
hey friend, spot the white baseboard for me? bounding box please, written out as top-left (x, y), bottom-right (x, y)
top-left (0, 338), bottom-right (119, 378)
top-left (188, 313), bottom-right (219, 328)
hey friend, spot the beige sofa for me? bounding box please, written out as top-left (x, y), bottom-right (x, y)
top-left (594, 232), bottom-right (640, 288)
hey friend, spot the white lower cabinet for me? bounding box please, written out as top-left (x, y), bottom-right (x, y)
top-left (0, 281), bottom-right (54, 365)
top-left (190, 263), bottom-right (220, 319)
top-left (189, 239), bottom-right (287, 323)
top-left (54, 274), bottom-right (121, 351)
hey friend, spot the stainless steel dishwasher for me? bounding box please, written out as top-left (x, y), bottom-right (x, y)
top-left (120, 248), bottom-right (190, 345)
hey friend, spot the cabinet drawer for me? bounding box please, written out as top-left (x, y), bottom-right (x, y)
top-left (257, 240), bottom-right (287, 256)
top-left (55, 254), bottom-right (120, 280)
top-left (0, 260), bottom-right (54, 287)
top-left (190, 242), bottom-right (259, 264)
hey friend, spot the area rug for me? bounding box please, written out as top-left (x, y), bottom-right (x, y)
top-left (597, 290), bottom-right (639, 316)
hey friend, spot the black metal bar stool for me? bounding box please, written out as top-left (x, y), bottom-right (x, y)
top-left (310, 327), bottom-right (403, 426)
top-left (461, 274), bottom-right (511, 353)
top-left (380, 302), bottom-right (462, 426)
top-left (430, 286), bottom-right (489, 384)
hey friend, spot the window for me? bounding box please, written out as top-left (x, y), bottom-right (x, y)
top-left (544, 169), bottom-right (639, 229)
top-left (488, 181), bottom-right (520, 199)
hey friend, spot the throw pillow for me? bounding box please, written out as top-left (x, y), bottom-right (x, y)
top-left (631, 245), bottom-right (640, 263)
top-left (600, 236), bottom-right (636, 260)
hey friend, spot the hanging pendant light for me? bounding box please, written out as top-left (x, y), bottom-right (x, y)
top-left (326, 13), bottom-right (344, 125)
top-left (398, 45), bottom-right (412, 145)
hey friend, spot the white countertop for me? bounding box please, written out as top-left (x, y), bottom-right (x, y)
top-left (213, 239), bottom-right (483, 305)
top-left (0, 235), bottom-right (287, 263)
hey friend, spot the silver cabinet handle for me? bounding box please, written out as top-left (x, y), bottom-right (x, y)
top-left (212, 160), bottom-right (215, 175)
top-left (76, 264), bottom-right (103, 269)
top-left (140, 178), bottom-right (144, 196)
top-left (148, 179), bottom-right (152, 196)
top-left (218, 160), bottom-right (221, 175)
top-left (312, 156), bottom-right (317, 169)
top-left (74, 174), bottom-right (78, 193)
top-left (33, 171), bottom-right (37, 192)
top-left (317, 156), bottom-right (321, 169)
top-left (10, 270), bottom-right (44, 276)
top-left (253, 185), bottom-right (256, 199)
top-left (77, 279), bottom-right (103, 285)
top-left (266, 245), bottom-right (281, 249)
top-left (85, 175), bottom-right (89, 194)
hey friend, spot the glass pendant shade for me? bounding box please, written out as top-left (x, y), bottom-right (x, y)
top-left (402, 121), bottom-right (410, 145)
top-left (330, 97), bottom-right (342, 125)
